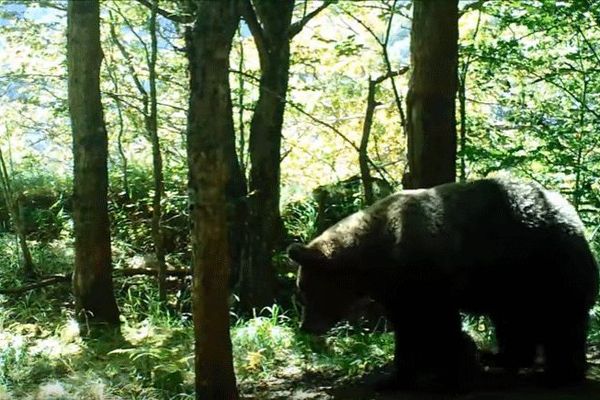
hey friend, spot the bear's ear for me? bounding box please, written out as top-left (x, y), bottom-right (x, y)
top-left (287, 243), bottom-right (326, 267)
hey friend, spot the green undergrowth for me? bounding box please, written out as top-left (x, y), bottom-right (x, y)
top-left (232, 305), bottom-right (395, 388)
top-left (0, 279), bottom-right (396, 400)
top-left (1, 291), bottom-right (599, 399)
top-left (0, 234), bottom-right (598, 399)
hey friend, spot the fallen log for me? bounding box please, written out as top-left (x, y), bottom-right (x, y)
top-left (0, 274), bottom-right (71, 295)
top-left (0, 269), bottom-right (192, 295)
top-left (115, 268), bottom-right (192, 278)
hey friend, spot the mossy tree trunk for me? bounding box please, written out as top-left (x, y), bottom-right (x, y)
top-left (404, 0), bottom-right (459, 189)
top-left (67, 0), bottom-right (120, 327)
top-left (186, 0), bottom-right (239, 398)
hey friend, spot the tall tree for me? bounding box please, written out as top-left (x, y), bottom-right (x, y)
top-left (107, 0), bottom-right (171, 302)
top-left (186, 0), bottom-right (239, 398)
top-left (134, 0), bottom-right (246, 301)
top-left (239, 0), bottom-right (331, 312)
top-left (146, 0), bottom-right (167, 302)
top-left (67, 0), bottom-right (120, 326)
top-left (403, 0), bottom-right (459, 189)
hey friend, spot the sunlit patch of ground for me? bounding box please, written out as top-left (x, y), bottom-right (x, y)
top-left (2, 308), bottom-right (600, 400)
top-left (0, 316), bottom-right (195, 399)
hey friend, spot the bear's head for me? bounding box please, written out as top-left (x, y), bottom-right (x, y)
top-left (287, 243), bottom-right (364, 335)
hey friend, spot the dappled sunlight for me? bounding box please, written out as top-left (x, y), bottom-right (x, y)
top-left (0, 319), bottom-right (84, 362)
top-left (232, 306), bottom-right (396, 392)
top-left (0, 330), bottom-right (25, 352)
top-left (0, 312), bottom-right (197, 398)
top-left (30, 337), bottom-right (80, 359)
top-left (122, 318), bottom-right (158, 345)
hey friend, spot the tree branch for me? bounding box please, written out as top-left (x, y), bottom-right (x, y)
top-left (134, 0), bottom-right (194, 24)
top-left (229, 67), bottom-right (392, 180)
top-left (36, 1), bottom-right (67, 12)
top-left (289, 0), bottom-right (334, 39)
top-left (373, 67), bottom-right (409, 84)
top-left (108, 16), bottom-right (148, 100)
top-left (341, 8), bottom-right (383, 46)
top-left (575, 24), bottom-right (600, 66)
top-left (240, 0), bottom-right (268, 58)
top-left (459, 0), bottom-right (488, 17)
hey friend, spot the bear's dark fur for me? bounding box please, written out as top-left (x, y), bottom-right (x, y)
top-left (288, 177), bottom-right (599, 391)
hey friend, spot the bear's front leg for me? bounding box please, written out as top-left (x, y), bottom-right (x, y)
top-left (372, 329), bottom-right (420, 391)
top-left (381, 307), bottom-right (478, 393)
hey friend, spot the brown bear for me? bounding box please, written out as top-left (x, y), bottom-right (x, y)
top-left (288, 177), bottom-right (599, 391)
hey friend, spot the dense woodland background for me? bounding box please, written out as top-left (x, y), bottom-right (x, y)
top-left (0, 0), bottom-right (599, 399)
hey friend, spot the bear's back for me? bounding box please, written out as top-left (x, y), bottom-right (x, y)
top-left (385, 178), bottom-right (585, 240)
top-left (370, 178), bottom-right (590, 273)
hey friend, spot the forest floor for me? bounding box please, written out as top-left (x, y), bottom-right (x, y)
top-left (242, 364), bottom-right (600, 400)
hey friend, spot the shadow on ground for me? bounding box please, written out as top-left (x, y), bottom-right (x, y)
top-left (243, 365), bottom-right (600, 400)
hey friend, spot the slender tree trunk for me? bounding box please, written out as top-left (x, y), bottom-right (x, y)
top-left (359, 70), bottom-right (407, 206)
top-left (237, 28), bottom-right (247, 175)
top-left (146, 0), bottom-right (167, 302)
top-left (458, 10), bottom-right (481, 184)
top-left (230, 30), bottom-right (249, 291)
top-left (238, 0), bottom-right (331, 311)
top-left (458, 75), bottom-right (467, 183)
top-left (0, 149), bottom-right (35, 278)
top-left (381, 0), bottom-right (406, 135)
top-left (67, 0), bottom-right (120, 327)
top-left (238, 0), bottom-right (293, 312)
top-left (186, 0), bottom-right (239, 398)
top-left (104, 41), bottom-right (130, 200)
top-left (15, 196), bottom-right (34, 277)
top-left (109, 6), bottom-right (169, 300)
top-left (573, 71), bottom-right (587, 211)
top-left (359, 78), bottom-right (378, 206)
top-left (403, 0), bottom-right (459, 189)
top-left (113, 87), bottom-right (130, 199)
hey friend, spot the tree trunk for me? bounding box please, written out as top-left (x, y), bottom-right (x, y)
top-left (229, 29), bottom-right (249, 292)
top-left (104, 33), bottom-right (130, 200)
top-left (458, 73), bottom-right (467, 183)
top-left (108, 5), bottom-right (169, 301)
top-left (458, 10), bottom-right (482, 184)
top-left (359, 78), bottom-right (378, 206)
top-left (238, 0), bottom-right (331, 312)
top-left (186, 0), bottom-right (239, 398)
top-left (403, 0), bottom-right (459, 189)
top-left (146, 0), bottom-right (167, 302)
top-left (0, 150), bottom-right (35, 278)
top-left (238, 0), bottom-right (294, 313)
top-left (67, 0), bottom-right (120, 327)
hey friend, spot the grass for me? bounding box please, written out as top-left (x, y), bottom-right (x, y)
top-left (1, 290), bottom-right (596, 399)
top-left (0, 234), bottom-right (597, 399)
top-left (0, 295), bottom-right (396, 399)
top-left (0, 237), bottom-right (397, 400)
